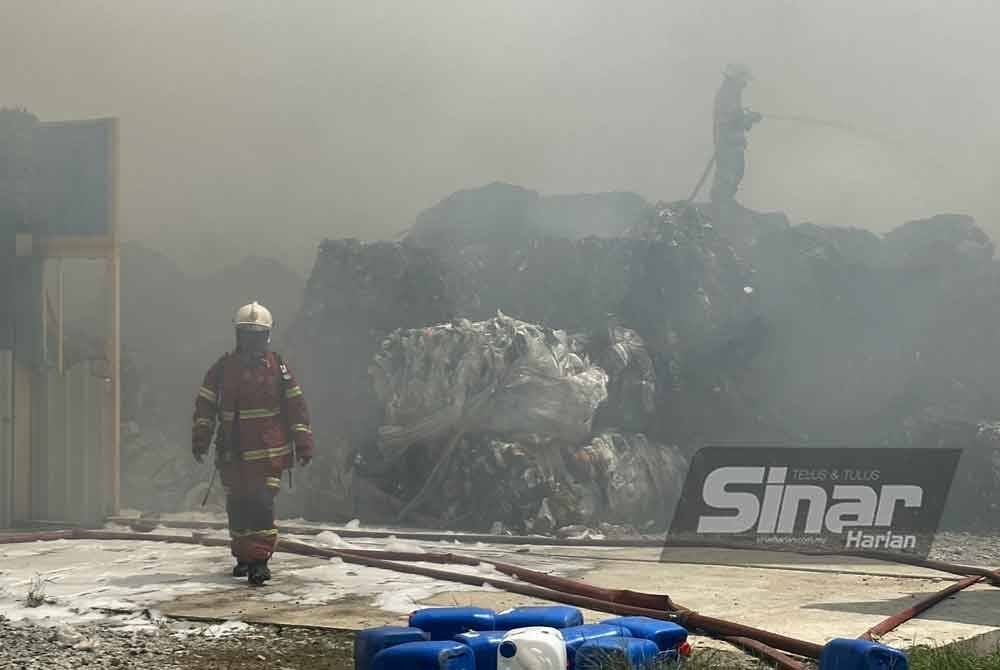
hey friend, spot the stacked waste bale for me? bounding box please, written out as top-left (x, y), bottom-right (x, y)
top-left (288, 239), bottom-right (456, 518)
top-left (363, 313), bottom-right (692, 531)
top-left (365, 313), bottom-right (610, 530)
top-left (371, 313), bottom-right (607, 449)
top-left (291, 199), bottom-right (753, 529)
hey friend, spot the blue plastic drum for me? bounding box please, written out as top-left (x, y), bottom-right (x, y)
top-left (355, 626), bottom-right (430, 670)
top-left (452, 630), bottom-right (506, 670)
top-left (495, 605), bottom-right (584, 630)
top-left (372, 641), bottom-right (476, 670)
top-left (409, 607), bottom-right (498, 640)
top-left (561, 624), bottom-right (632, 663)
top-left (601, 616), bottom-right (688, 652)
top-left (820, 638), bottom-right (909, 670)
top-left (575, 637), bottom-right (662, 670)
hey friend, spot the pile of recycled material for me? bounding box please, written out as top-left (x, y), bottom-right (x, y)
top-left (358, 312), bottom-right (688, 532)
top-left (371, 312), bottom-right (608, 452)
top-left (285, 186), bottom-right (1000, 531)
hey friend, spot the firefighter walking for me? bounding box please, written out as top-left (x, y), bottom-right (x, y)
top-left (192, 301), bottom-right (314, 585)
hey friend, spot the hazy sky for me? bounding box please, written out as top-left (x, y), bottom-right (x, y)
top-left (3, 1), bottom-right (998, 272)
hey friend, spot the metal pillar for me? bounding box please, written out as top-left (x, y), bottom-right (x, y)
top-left (0, 350), bottom-right (12, 527)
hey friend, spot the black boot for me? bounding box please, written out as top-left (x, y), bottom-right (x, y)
top-left (247, 561), bottom-right (271, 586)
top-left (232, 561), bottom-right (249, 578)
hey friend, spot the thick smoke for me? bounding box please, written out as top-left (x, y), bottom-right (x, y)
top-left (2, 2), bottom-right (997, 272)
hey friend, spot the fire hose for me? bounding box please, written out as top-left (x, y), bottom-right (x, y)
top-left (0, 528), bottom-right (821, 664)
top-left (858, 575), bottom-right (984, 642)
top-left (5, 526), bottom-right (996, 667)
top-left (107, 517), bottom-right (1000, 585)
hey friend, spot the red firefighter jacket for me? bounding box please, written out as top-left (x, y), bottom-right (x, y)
top-left (192, 351), bottom-right (314, 486)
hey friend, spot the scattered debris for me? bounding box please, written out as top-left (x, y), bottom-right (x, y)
top-left (202, 620), bottom-right (251, 639)
top-left (25, 576), bottom-right (53, 608)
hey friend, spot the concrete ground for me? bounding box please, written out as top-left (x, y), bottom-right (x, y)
top-left (162, 531), bottom-right (1000, 654)
top-left (2, 521), bottom-right (998, 658)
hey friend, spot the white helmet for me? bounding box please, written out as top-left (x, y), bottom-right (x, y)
top-left (234, 301), bottom-right (273, 331)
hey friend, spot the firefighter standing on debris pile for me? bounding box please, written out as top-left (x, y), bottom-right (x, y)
top-left (710, 63), bottom-right (762, 206)
top-left (191, 301), bottom-right (314, 586)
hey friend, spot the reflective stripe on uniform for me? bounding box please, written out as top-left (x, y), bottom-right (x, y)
top-left (221, 408), bottom-right (280, 421)
top-left (285, 386), bottom-right (303, 399)
top-left (291, 424), bottom-right (312, 434)
top-left (240, 444), bottom-right (292, 461)
top-left (198, 386), bottom-right (218, 403)
top-left (265, 477), bottom-right (282, 489)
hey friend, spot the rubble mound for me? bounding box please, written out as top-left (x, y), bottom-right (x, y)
top-left (884, 213), bottom-right (994, 269)
top-left (743, 214), bottom-right (1000, 441)
top-left (289, 199), bottom-right (756, 529)
top-left (443, 201), bottom-right (755, 360)
top-left (620, 202), bottom-right (754, 357)
top-left (888, 418), bottom-right (1000, 530)
top-left (405, 181), bottom-right (649, 251)
top-left (282, 184), bottom-right (1000, 531)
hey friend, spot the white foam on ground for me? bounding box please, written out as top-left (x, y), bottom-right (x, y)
top-left (203, 620), bottom-right (252, 637)
top-left (313, 531), bottom-right (360, 550)
top-left (384, 537), bottom-right (427, 554)
top-left (0, 522), bottom-right (586, 628)
top-left (0, 537), bottom-right (232, 625)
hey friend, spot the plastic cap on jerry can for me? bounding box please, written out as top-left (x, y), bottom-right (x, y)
top-left (575, 637), bottom-right (662, 670)
top-left (495, 605), bottom-right (584, 631)
top-left (371, 641), bottom-right (475, 670)
top-left (820, 639), bottom-right (909, 670)
top-left (600, 616), bottom-right (689, 652)
top-left (497, 627), bottom-right (567, 670)
top-left (356, 626), bottom-right (430, 670)
top-left (560, 624), bottom-right (632, 662)
top-left (409, 607), bottom-right (498, 640)
top-left (453, 630), bottom-right (506, 670)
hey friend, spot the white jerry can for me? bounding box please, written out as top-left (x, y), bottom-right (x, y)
top-left (497, 627), bottom-right (567, 670)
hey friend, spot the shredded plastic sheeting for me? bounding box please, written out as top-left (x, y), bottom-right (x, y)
top-left (578, 432), bottom-right (688, 525)
top-left (371, 312), bottom-right (608, 452)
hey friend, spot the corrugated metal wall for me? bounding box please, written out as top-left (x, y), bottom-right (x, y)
top-left (0, 350), bottom-right (12, 527)
top-left (30, 361), bottom-right (110, 525)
